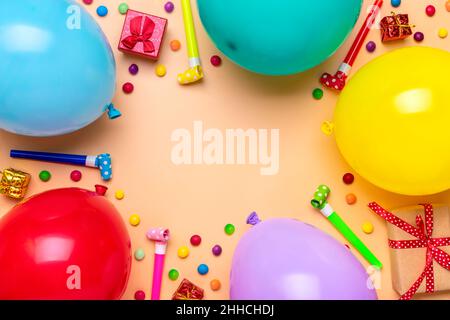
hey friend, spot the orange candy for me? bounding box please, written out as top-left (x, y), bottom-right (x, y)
top-left (170, 40), bottom-right (181, 51)
top-left (446, 1), bottom-right (450, 12)
top-left (345, 193), bottom-right (357, 205)
top-left (210, 279), bottom-right (221, 291)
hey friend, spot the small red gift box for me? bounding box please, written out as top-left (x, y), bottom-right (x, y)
top-left (380, 12), bottom-right (413, 42)
top-left (172, 279), bottom-right (204, 300)
top-left (118, 9), bottom-right (167, 60)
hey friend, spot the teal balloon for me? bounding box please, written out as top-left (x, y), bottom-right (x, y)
top-left (198, 0), bottom-right (362, 75)
top-left (0, 0), bottom-right (116, 136)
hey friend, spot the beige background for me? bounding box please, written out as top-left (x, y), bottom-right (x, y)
top-left (0, 0), bottom-right (449, 300)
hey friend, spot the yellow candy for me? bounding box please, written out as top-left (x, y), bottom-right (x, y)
top-left (321, 121), bottom-right (334, 136)
top-left (155, 64), bottom-right (167, 77)
top-left (362, 222), bottom-right (374, 234)
top-left (177, 66), bottom-right (204, 85)
top-left (438, 28), bottom-right (448, 39)
top-left (177, 246), bottom-right (190, 259)
top-left (129, 214), bottom-right (140, 226)
top-left (115, 190), bottom-right (125, 200)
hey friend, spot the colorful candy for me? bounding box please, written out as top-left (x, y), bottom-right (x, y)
top-left (197, 264), bottom-right (209, 275)
top-left (134, 290), bottom-right (146, 300)
top-left (391, 0), bottom-right (401, 7)
top-left (343, 173), bottom-right (354, 185)
top-left (212, 245), bottom-right (222, 256)
top-left (122, 82), bottom-right (134, 94)
top-left (70, 170), bottom-right (82, 182)
top-left (366, 41), bottom-right (376, 52)
top-left (345, 193), bottom-right (357, 205)
top-left (115, 190), bottom-right (125, 200)
top-left (128, 63), bottom-right (139, 75)
top-left (425, 5), bottom-right (436, 17)
top-left (39, 170), bottom-right (51, 182)
top-left (321, 121), bottom-right (334, 136)
top-left (190, 235), bottom-right (202, 246)
top-left (129, 214), bottom-right (140, 226)
top-left (155, 65), bottom-right (167, 77)
top-left (177, 246), bottom-right (190, 259)
top-left (118, 3), bottom-right (128, 14)
top-left (134, 248), bottom-right (145, 261)
top-left (210, 55), bottom-right (222, 67)
top-left (414, 32), bottom-right (425, 42)
top-left (438, 28), bottom-right (448, 39)
top-left (224, 224), bottom-right (235, 235)
top-left (362, 222), bottom-right (374, 234)
top-left (168, 269), bottom-right (179, 281)
top-left (210, 279), bottom-right (221, 291)
top-left (96, 5), bottom-right (108, 17)
top-left (312, 88), bottom-right (323, 100)
top-left (447, 1), bottom-right (450, 12)
top-left (164, 1), bottom-right (175, 13)
top-left (83, 0), bottom-right (93, 4)
top-left (170, 40), bottom-right (181, 51)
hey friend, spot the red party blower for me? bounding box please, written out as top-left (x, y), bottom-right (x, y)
top-left (320, 0), bottom-right (383, 91)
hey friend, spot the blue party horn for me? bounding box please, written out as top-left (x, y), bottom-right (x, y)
top-left (10, 150), bottom-right (112, 181)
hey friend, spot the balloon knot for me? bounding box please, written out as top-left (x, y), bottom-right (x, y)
top-left (246, 212), bottom-right (261, 225)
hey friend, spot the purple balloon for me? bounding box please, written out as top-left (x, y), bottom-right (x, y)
top-left (230, 218), bottom-right (378, 300)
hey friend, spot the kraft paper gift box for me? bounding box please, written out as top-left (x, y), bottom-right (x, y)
top-left (369, 203), bottom-right (450, 299)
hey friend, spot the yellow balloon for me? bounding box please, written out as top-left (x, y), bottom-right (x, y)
top-left (334, 47), bottom-right (450, 196)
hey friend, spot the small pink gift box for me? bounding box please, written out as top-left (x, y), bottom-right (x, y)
top-left (118, 9), bottom-right (167, 60)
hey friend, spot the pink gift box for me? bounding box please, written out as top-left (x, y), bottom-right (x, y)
top-left (118, 9), bottom-right (167, 60)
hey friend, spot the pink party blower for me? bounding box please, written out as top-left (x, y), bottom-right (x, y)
top-left (146, 228), bottom-right (170, 300)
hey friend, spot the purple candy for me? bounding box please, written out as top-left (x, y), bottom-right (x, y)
top-left (414, 32), bottom-right (424, 42)
top-left (212, 245), bottom-right (222, 256)
top-left (366, 41), bottom-right (376, 53)
top-left (164, 1), bottom-right (174, 13)
top-left (129, 64), bottom-right (139, 75)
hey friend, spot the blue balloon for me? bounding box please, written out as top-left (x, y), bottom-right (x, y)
top-left (0, 0), bottom-right (116, 136)
top-left (198, 0), bottom-right (362, 75)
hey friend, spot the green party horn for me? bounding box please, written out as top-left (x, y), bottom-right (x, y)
top-left (311, 185), bottom-right (383, 269)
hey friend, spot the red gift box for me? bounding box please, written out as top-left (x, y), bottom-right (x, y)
top-left (380, 12), bottom-right (413, 42)
top-left (118, 9), bottom-right (167, 60)
top-left (172, 279), bottom-right (204, 300)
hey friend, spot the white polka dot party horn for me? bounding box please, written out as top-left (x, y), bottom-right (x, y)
top-left (311, 184), bottom-right (383, 269)
top-left (177, 0), bottom-right (204, 85)
top-left (146, 227), bottom-right (170, 300)
top-left (10, 150), bottom-right (112, 181)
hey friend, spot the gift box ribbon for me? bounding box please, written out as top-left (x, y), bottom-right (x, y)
top-left (121, 16), bottom-right (156, 53)
top-left (368, 203), bottom-right (450, 300)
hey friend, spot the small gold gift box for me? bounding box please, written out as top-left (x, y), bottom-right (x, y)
top-left (0, 168), bottom-right (31, 199)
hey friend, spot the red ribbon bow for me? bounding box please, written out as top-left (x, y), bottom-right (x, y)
top-left (368, 203), bottom-right (450, 300)
top-left (121, 16), bottom-right (155, 53)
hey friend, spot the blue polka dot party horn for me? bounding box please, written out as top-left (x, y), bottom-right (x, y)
top-left (10, 150), bottom-right (112, 181)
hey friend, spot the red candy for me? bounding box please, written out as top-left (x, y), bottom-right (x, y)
top-left (190, 235), bottom-right (202, 246)
top-left (134, 290), bottom-right (146, 300)
top-left (343, 173), bottom-right (354, 185)
top-left (83, 0), bottom-right (93, 4)
top-left (210, 55), bottom-right (222, 67)
top-left (70, 170), bottom-right (82, 182)
top-left (122, 82), bottom-right (134, 94)
top-left (425, 5), bottom-right (436, 17)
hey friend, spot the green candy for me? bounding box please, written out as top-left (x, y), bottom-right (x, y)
top-left (134, 248), bottom-right (145, 261)
top-left (39, 170), bottom-right (51, 182)
top-left (312, 88), bottom-right (324, 100)
top-left (168, 269), bottom-right (179, 281)
top-left (224, 223), bottom-right (235, 235)
top-left (118, 3), bottom-right (129, 14)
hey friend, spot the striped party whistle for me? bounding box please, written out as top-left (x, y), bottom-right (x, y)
top-left (10, 150), bottom-right (112, 181)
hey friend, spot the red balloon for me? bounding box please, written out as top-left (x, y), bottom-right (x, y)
top-left (0, 187), bottom-right (131, 300)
